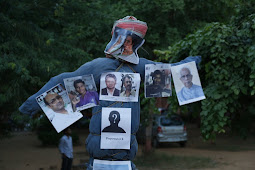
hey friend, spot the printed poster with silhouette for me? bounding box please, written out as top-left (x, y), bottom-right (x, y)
top-left (99, 72), bottom-right (140, 102)
top-left (145, 64), bottom-right (172, 98)
top-left (101, 107), bottom-right (131, 149)
top-left (36, 84), bottom-right (83, 133)
top-left (93, 159), bottom-right (131, 170)
top-left (171, 61), bottom-right (206, 105)
top-left (63, 74), bottom-right (99, 112)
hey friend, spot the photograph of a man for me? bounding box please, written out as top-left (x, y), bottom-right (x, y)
top-left (145, 69), bottom-right (171, 98)
top-left (120, 74), bottom-right (136, 97)
top-left (101, 73), bottom-right (120, 96)
top-left (37, 84), bottom-right (83, 133)
top-left (171, 61), bottom-right (205, 105)
top-left (102, 110), bottom-right (126, 133)
top-left (72, 79), bottom-right (99, 110)
top-left (64, 75), bottom-right (99, 111)
top-left (177, 67), bottom-right (204, 102)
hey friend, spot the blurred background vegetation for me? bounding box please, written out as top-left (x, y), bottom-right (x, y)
top-left (1, 0), bottom-right (255, 143)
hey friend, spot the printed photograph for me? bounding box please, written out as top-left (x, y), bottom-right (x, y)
top-left (36, 84), bottom-right (83, 133)
top-left (145, 64), bottom-right (172, 98)
top-left (101, 107), bottom-right (131, 150)
top-left (104, 27), bottom-right (145, 64)
top-left (100, 72), bottom-right (140, 102)
top-left (171, 61), bottom-right (206, 105)
top-left (63, 74), bottom-right (99, 112)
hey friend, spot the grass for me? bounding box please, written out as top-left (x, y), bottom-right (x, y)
top-left (134, 151), bottom-right (218, 170)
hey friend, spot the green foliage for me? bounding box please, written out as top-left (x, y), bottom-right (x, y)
top-left (155, 3), bottom-right (255, 140)
top-left (0, 0), bottom-right (247, 138)
top-left (36, 115), bottom-right (79, 146)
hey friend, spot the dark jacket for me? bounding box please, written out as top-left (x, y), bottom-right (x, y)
top-left (101, 88), bottom-right (120, 96)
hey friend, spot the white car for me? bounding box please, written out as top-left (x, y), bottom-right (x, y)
top-left (152, 114), bottom-right (187, 147)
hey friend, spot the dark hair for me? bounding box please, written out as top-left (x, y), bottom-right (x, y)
top-left (43, 97), bottom-right (49, 105)
top-left (121, 74), bottom-right (132, 92)
top-left (152, 70), bottom-right (163, 79)
top-left (73, 79), bottom-right (85, 88)
top-left (122, 74), bottom-right (132, 83)
top-left (105, 74), bottom-right (117, 81)
top-left (63, 127), bottom-right (71, 134)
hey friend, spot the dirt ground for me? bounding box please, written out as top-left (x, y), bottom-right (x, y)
top-left (0, 124), bottom-right (255, 170)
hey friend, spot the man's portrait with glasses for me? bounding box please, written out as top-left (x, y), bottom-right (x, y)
top-left (171, 61), bottom-right (205, 105)
top-left (36, 84), bottom-right (83, 133)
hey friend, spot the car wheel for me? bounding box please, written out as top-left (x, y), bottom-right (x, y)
top-left (179, 141), bottom-right (186, 147)
top-left (152, 138), bottom-right (159, 148)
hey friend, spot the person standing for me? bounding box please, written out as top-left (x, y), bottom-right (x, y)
top-left (59, 128), bottom-right (73, 170)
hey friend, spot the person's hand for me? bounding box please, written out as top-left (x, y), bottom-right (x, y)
top-left (72, 96), bottom-right (80, 105)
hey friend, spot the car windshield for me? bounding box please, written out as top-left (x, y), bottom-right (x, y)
top-left (160, 116), bottom-right (183, 126)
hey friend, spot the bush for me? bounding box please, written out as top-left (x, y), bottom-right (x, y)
top-left (36, 115), bottom-right (80, 146)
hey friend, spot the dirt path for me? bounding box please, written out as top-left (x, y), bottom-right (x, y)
top-left (0, 125), bottom-right (255, 170)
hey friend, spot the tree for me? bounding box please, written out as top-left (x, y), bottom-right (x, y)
top-left (154, 2), bottom-right (255, 140)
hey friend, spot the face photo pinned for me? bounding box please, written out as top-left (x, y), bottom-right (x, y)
top-left (171, 61), bottom-right (206, 105)
top-left (104, 27), bottom-right (145, 64)
top-left (63, 74), bottom-right (99, 112)
top-left (145, 64), bottom-right (172, 98)
top-left (101, 107), bottom-right (131, 149)
top-left (100, 72), bottom-right (140, 102)
top-left (36, 84), bottom-right (83, 133)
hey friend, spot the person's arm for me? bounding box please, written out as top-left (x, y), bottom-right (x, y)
top-left (58, 137), bottom-right (66, 157)
top-left (19, 58), bottom-right (116, 116)
top-left (135, 56), bottom-right (201, 80)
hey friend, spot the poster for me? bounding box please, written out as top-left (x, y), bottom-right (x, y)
top-left (101, 108), bottom-right (131, 149)
top-left (171, 61), bottom-right (206, 105)
top-left (64, 74), bottom-right (99, 111)
top-left (99, 72), bottom-right (140, 102)
top-left (145, 64), bottom-right (172, 98)
top-left (36, 84), bottom-right (83, 133)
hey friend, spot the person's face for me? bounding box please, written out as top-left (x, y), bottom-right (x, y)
top-left (124, 36), bottom-right (133, 47)
top-left (75, 82), bottom-right (86, 95)
top-left (153, 74), bottom-right (162, 85)
top-left (45, 93), bottom-right (65, 112)
top-left (180, 68), bottom-right (193, 88)
top-left (124, 77), bottom-right (132, 91)
top-left (66, 128), bottom-right (72, 135)
top-left (106, 77), bottom-right (116, 90)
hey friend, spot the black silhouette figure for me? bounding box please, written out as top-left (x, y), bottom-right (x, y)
top-left (102, 111), bottom-right (126, 133)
